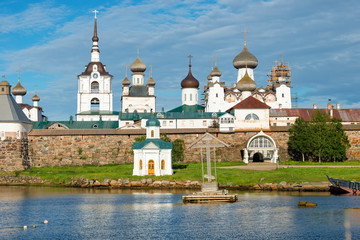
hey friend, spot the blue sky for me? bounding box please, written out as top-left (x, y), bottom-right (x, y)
top-left (1, 0), bottom-right (359, 120)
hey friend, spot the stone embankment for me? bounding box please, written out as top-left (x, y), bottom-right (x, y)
top-left (0, 176), bottom-right (330, 192)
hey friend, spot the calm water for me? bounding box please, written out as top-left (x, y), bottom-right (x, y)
top-left (0, 186), bottom-right (359, 239)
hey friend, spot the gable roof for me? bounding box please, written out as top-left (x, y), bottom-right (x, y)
top-left (132, 139), bottom-right (173, 150)
top-left (228, 96), bottom-right (271, 110)
top-left (270, 108), bottom-right (360, 122)
top-left (0, 95), bottom-right (31, 124)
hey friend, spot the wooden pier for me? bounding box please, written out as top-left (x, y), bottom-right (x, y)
top-left (182, 193), bottom-right (238, 203)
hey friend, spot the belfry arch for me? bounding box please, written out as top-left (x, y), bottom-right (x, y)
top-left (243, 131), bottom-right (278, 163)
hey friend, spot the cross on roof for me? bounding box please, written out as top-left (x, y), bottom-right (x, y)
top-left (2, 75), bottom-right (5, 81)
top-left (92, 10), bottom-right (98, 19)
top-left (136, 46), bottom-right (141, 57)
top-left (242, 29), bottom-right (248, 45)
top-left (188, 54), bottom-right (193, 66)
top-left (280, 54), bottom-right (284, 63)
top-left (214, 56), bottom-right (218, 66)
top-left (125, 64), bottom-right (128, 77)
top-left (34, 85), bottom-right (38, 94)
top-left (16, 69), bottom-right (21, 81)
top-left (149, 64), bottom-right (153, 77)
top-left (210, 60), bottom-right (214, 69)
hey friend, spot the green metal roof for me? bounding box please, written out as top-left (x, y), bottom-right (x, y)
top-left (132, 139), bottom-right (173, 150)
top-left (76, 111), bottom-right (120, 115)
top-left (32, 120), bottom-right (119, 129)
top-left (168, 104), bottom-right (204, 113)
top-left (146, 115), bottom-right (160, 127)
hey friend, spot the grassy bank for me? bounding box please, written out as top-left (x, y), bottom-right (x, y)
top-left (15, 162), bottom-right (360, 186)
top-left (284, 160), bottom-right (360, 165)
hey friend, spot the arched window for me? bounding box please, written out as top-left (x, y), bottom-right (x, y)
top-left (151, 130), bottom-right (154, 138)
top-left (249, 136), bottom-right (274, 148)
top-left (139, 160), bottom-right (143, 170)
top-left (190, 94), bottom-right (192, 101)
top-left (91, 98), bottom-right (100, 110)
top-left (245, 113), bottom-right (259, 120)
top-left (184, 94), bottom-right (186, 101)
top-left (91, 81), bottom-right (99, 93)
top-left (161, 160), bottom-right (165, 170)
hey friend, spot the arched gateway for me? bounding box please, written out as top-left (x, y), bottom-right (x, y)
top-left (243, 131), bottom-right (278, 163)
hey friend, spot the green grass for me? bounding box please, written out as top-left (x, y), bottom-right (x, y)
top-left (284, 160), bottom-right (360, 165)
top-left (15, 162), bottom-right (360, 186)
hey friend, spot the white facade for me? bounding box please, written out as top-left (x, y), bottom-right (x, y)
top-left (121, 96), bottom-right (155, 113)
top-left (275, 84), bottom-right (292, 109)
top-left (77, 67), bottom-right (113, 114)
top-left (219, 113), bottom-right (235, 132)
top-left (0, 122), bottom-right (32, 140)
top-left (182, 88), bottom-right (198, 106)
top-left (133, 147), bottom-right (173, 176)
top-left (132, 118), bottom-right (173, 176)
top-left (206, 82), bottom-right (225, 112)
top-left (231, 108), bottom-right (270, 131)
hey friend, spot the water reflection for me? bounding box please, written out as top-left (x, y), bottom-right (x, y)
top-left (0, 186), bottom-right (360, 239)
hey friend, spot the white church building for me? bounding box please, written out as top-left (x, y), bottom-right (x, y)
top-left (132, 116), bottom-right (173, 176)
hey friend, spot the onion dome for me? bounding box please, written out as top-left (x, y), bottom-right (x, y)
top-left (122, 76), bottom-right (131, 86)
top-left (130, 57), bottom-right (146, 73)
top-left (181, 63), bottom-right (199, 88)
top-left (32, 93), bottom-right (40, 102)
top-left (207, 73), bottom-right (212, 81)
top-left (147, 76), bottom-right (156, 86)
top-left (146, 115), bottom-right (160, 127)
top-left (210, 65), bottom-right (222, 77)
top-left (233, 45), bottom-right (258, 69)
top-left (12, 81), bottom-right (27, 96)
top-left (236, 71), bottom-right (256, 91)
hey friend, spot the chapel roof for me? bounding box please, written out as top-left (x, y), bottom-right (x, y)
top-left (229, 96), bottom-right (271, 110)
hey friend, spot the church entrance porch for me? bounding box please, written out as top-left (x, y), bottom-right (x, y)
top-left (243, 131), bottom-right (278, 164)
top-left (148, 160), bottom-right (155, 175)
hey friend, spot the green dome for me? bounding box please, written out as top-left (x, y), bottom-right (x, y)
top-left (146, 116), bottom-right (160, 127)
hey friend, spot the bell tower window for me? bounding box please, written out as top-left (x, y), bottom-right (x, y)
top-left (91, 81), bottom-right (99, 93)
top-left (91, 98), bottom-right (100, 110)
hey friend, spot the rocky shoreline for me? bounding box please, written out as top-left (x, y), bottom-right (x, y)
top-left (0, 175), bottom-right (331, 192)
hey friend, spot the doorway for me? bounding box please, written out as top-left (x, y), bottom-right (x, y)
top-left (148, 160), bottom-right (154, 175)
top-left (253, 152), bottom-right (264, 162)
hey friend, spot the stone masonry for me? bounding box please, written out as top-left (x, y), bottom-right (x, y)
top-left (0, 128), bottom-right (359, 171)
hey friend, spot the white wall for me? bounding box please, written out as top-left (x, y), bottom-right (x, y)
top-left (182, 88), bottom-right (198, 105)
top-left (122, 96), bottom-right (156, 113)
top-left (0, 122), bottom-right (32, 140)
top-left (233, 108), bottom-right (270, 130)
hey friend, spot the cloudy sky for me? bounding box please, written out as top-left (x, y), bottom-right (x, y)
top-left (1, 0), bottom-right (359, 120)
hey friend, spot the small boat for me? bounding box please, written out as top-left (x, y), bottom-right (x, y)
top-left (327, 175), bottom-right (360, 195)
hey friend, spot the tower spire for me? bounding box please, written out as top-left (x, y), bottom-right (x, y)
top-left (91, 10), bottom-right (100, 62)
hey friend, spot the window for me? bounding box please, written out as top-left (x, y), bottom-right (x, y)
top-left (91, 98), bottom-right (100, 110)
top-left (282, 93), bottom-right (285, 98)
top-left (139, 160), bottom-right (142, 170)
top-left (169, 121), bottom-right (174, 126)
top-left (190, 94), bottom-right (192, 101)
top-left (203, 120), bottom-right (207, 126)
top-left (1, 131), bottom-right (4, 138)
top-left (2, 87), bottom-right (4, 92)
top-left (161, 160), bottom-right (165, 170)
top-left (91, 81), bottom-right (99, 93)
top-left (245, 113), bottom-right (259, 120)
top-left (17, 131), bottom-right (20, 139)
top-left (93, 124), bottom-right (98, 128)
top-left (151, 130), bottom-right (154, 137)
top-left (249, 136), bottom-right (274, 148)
top-left (184, 94), bottom-right (186, 101)
top-left (162, 121), bottom-right (167, 126)
top-left (216, 93), bottom-right (218, 97)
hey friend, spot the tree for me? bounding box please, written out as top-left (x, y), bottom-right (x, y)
top-left (289, 117), bottom-right (311, 162)
top-left (288, 110), bottom-right (350, 162)
top-left (172, 139), bottom-right (185, 162)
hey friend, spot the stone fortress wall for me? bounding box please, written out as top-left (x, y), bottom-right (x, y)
top-left (1, 128), bottom-right (360, 172)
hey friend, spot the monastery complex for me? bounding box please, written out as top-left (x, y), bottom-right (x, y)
top-left (1, 15), bottom-right (360, 173)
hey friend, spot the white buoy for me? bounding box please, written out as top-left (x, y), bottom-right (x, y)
top-left (44, 220), bottom-right (48, 224)
top-left (23, 226), bottom-right (27, 229)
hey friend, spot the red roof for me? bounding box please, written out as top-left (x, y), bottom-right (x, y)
top-left (229, 96), bottom-right (271, 110)
top-left (270, 108), bottom-right (360, 122)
